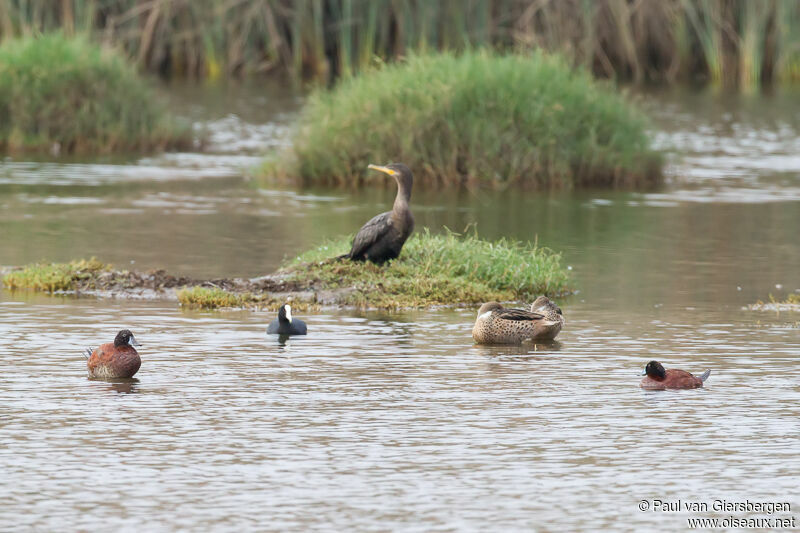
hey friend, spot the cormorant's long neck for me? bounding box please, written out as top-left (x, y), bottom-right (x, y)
top-left (393, 179), bottom-right (412, 214)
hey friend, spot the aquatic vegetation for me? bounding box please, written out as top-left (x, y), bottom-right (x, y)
top-left (0, 34), bottom-right (192, 154)
top-left (177, 287), bottom-right (256, 309)
top-left (177, 286), bottom-right (319, 311)
top-left (763, 293), bottom-right (800, 305)
top-left (2, 258), bottom-right (109, 292)
top-left (281, 229), bottom-right (571, 309)
top-left (268, 51), bottom-right (661, 189)
top-left (177, 287), bottom-right (319, 311)
top-left (749, 293), bottom-right (800, 312)
top-left (0, 0), bottom-right (793, 86)
top-left (3, 230), bottom-right (569, 309)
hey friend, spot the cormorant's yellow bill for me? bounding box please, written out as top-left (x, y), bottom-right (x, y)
top-left (368, 164), bottom-right (397, 176)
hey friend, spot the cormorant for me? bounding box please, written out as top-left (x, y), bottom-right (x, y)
top-left (267, 304), bottom-right (307, 336)
top-left (345, 163), bottom-right (414, 264)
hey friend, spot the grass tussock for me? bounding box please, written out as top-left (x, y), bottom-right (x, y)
top-left (177, 287), bottom-right (256, 309)
top-left (177, 286), bottom-right (318, 311)
top-left (270, 51), bottom-right (661, 189)
top-left (763, 293), bottom-right (800, 305)
top-left (0, 33), bottom-right (192, 154)
top-left (281, 229), bottom-right (571, 309)
top-left (748, 292), bottom-right (800, 313)
top-left (2, 258), bottom-right (109, 292)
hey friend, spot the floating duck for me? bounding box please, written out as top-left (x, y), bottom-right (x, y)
top-left (640, 360), bottom-right (710, 390)
top-left (529, 295), bottom-right (565, 340)
top-left (472, 302), bottom-right (559, 344)
top-left (85, 329), bottom-right (142, 379)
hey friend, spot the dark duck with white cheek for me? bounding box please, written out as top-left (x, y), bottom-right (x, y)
top-left (640, 360), bottom-right (710, 390)
top-left (267, 304), bottom-right (307, 336)
top-left (85, 329), bottom-right (142, 379)
top-left (345, 163), bottom-right (414, 264)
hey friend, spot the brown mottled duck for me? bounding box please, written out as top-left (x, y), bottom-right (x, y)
top-left (529, 296), bottom-right (565, 340)
top-left (345, 163), bottom-right (414, 264)
top-left (472, 302), bottom-right (558, 345)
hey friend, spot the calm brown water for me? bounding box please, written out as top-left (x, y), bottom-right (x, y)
top-left (1, 83), bottom-right (799, 531)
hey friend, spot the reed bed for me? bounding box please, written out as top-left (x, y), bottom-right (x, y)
top-left (270, 51), bottom-right (661, 188)
top-left (1, 0), bottom-right (798, 86)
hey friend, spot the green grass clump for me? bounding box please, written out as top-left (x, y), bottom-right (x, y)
top-left (271, 51), bottom-right (662, 188)
top-left (749, 292), bottom-right (800, 313)
top-left (282, 229), bottom-right (570, 309)
top-left (177, 286), bottom-right (319, 311)
top-left (0, 33), bottom-right (192, 154)
top-left (2, 258), bottom-right (109, 292)
top-left (177, 287), bottom-right (257, 309)
top-left (760, 293), bottom-right (800, 305)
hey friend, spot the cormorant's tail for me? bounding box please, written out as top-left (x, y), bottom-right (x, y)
top-left (325, 253), bottom-right (364, 264)
top-left (699, 369), bottom-right (711, 382)
top-left (316, 254), bottom-right (350, 266)
top-left (83, 348), bottom-right (93, 360)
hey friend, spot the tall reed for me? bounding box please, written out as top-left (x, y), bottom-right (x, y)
top-left (0, 0), bottom-right (797, 86)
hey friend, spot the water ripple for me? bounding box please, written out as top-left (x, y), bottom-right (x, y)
top-left (1, 297), bottom-right (798, 531)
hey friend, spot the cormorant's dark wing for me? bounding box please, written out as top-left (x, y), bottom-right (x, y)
top-left (497, 308), bottom-right (545, 321)
top-left (349, 211), bottom-right (392, 258)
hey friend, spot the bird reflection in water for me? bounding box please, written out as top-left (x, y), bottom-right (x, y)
top-left (474, 340), bottom-right (562, 359)
top-left (98, 378), bottom-right (140, 394)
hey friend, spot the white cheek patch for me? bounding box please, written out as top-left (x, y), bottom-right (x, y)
top-left (477, 311), bottom-right (493, 321)
top-left (285, 305), bottom-right (293, 323)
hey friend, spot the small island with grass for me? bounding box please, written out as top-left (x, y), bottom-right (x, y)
top-left (1, 230), bottom-right (570, 310)
top-left (265, 51), bottom-right (662, 189)
top-left (749, 294), bottom-right (800, 313)
top-left (0, 34), bottom-right (192, 154)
